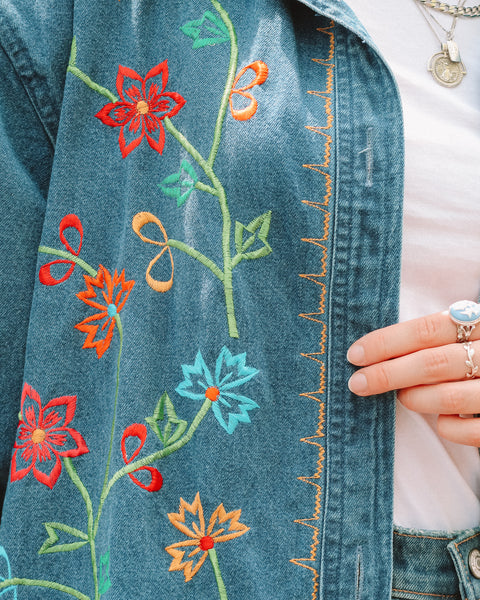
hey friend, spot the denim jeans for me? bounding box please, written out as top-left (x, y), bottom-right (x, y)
top-left (393, 526), bottom-right (480, 600)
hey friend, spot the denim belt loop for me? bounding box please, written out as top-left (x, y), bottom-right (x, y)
top-left (448, 529), bottom-right (480, 600)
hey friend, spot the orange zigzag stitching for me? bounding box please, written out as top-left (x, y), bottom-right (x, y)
top-left (302, 24), bottom-right (335, 209)
top-left (291, 21), bottom-right (335, 600)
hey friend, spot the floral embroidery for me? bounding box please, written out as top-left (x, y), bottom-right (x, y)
top-left (95, 61), bottom-right (186, 158)
top-left (10, 2), bottom-right (270, 596)
top-left (75, 265), bottom-right (134, 358)
top-left (10, 383), bottom-right (89, 489)
top-left (166, 492), bottom-right (249, 587)
top-left (121, 424), bottom-right (163, 492)
top-left (176, 346), bottom-right (259, 434)
top-left (68, 1), bottom-right (272, 340)
top-left (159, 159), bottom-right (199, 207)
top-left (39, 214), bottom-right (83, 286)
top-left (229, 61), bottom-right (269, 121)
top-left (180, 10), bottom-right (230, 49)
top-left (34, 221), bottom-right (261, 597)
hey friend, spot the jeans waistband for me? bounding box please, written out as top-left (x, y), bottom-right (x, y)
top-left (393, 526), bottom-right (480, 600)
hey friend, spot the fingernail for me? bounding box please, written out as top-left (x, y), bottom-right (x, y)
top-left (347, 344), bottom-right (365, 364)
top-left (348, 372), bottom-right (368, 394)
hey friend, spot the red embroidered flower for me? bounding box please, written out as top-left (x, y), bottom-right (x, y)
top-left (121, 424), bottom-right (163, 492)
top-left (75, 265), bottom-right (134, 358)
top-left (96, 61), bottom-right (186, 158)
top-left (11, 383), bottom-right (89, 489)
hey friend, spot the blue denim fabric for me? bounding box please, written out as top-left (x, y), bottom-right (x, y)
top-left (0, 1), bottom-right (406, 599)
top-left (393, 526), bottom-right (480, 600)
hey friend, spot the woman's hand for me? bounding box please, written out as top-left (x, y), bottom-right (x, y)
top-left (347, 310), bottom-right (480, 447)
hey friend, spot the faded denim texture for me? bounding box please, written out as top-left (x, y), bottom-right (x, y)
top-left (0, 0), bottom-right (411, 598)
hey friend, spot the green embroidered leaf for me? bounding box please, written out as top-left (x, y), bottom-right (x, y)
top-left (38, 522), bottom-right (89, 555)
top-left (159, 160), bottom-right (199, 207)
top-left (145, 392), bottom-right (188, 447)
top-left (180, 11), bottom-right (229, 49)
top-left (234, 211), bottom-right (273, 261)
top-left (99, 550), bottom-right (112, 596)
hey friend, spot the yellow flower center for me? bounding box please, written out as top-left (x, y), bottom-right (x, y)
top-left (136, 100), bottom-right (149, 115)
top-left (32, 429), bottom-right (46, 444)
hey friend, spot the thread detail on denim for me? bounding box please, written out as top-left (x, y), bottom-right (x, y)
top-left (391, 589), bottom-right (458, 598)
top-left (358, 126), bottom-right (374, 187)
top-left (229, 60), bottom-right (269, 121)
top-left (68, 4), bottom-right (271, 339)
top-left (165, 492), bottom-right (249, 591)
top-left (290, 21), bottom-right (335, 600)
top-left (301, 31), bottom-right (335, 208)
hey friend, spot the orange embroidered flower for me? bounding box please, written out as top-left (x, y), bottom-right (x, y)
top-left (96, 61), bottom-right (186, 158)
top-left (75, 265), bottom-right (134, 358)
top-left (165, 492), bottom-right (249, 581)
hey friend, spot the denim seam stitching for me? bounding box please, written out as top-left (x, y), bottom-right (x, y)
top-left (394, 532), bottom-right (455, 542)
top-left (289, 18), bottom-right (335, 600)
top-left (0, 24), bottom-right (56, 148)
top-left (392, 588), bottom-right (457, 599)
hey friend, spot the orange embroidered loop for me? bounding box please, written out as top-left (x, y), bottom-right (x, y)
top-left (229, 60), bottom-right (269, 121)
top-left (132, 212), bottom-right (174, 293)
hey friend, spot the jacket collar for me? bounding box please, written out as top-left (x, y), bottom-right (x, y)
top-left (293, 0), bottom-right (372, 45)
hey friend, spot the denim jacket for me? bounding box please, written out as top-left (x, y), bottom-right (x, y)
top-left (0, 1), bottom-right (404, 598)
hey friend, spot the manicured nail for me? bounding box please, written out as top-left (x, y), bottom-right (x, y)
top-left (347, 343), bottom-right (365, 364)
top-left (348, 372), bottom-right (368, 394)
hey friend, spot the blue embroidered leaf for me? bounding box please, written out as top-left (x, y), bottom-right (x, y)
top-left (0, 546), bottom-right (17, 599)
top-left (158, 160), bottom-right (198, 207)
top-left (180, 11), bottom-right (229, 49)
top-left (145, 392), bottom-right (188, 447)
top-left (212, 392), bottom-right (259, 434)
top-left (38, 523), bottom-right (89, 555)
top-left (176, 350), bottom-right (215, 400)
top-left (234, 211), bottom-right (272, 261)
top-left (99, 550), bottom-right (112, 596)
top-left (214, 346), bottom-right (259, 390)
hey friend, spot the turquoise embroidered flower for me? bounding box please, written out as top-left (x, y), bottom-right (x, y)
top-left (180, 11), bottom-right (229, 49)
top-left (176, 347), bottom-right (259, 434)
top-left (0, 546), bottom-right (17, 599)
top-left (159, 159), bottom-right (198, 207)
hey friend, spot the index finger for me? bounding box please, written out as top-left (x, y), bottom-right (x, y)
top-left (347, 309), bottom-right (480, 367)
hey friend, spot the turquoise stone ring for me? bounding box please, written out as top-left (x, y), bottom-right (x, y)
top-left (449, 300), bottom-right (480, 342)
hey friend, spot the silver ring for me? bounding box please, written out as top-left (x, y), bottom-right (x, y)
top-left (464, 342), bottom-right (479, 378)
top-left (449, 300), bottom-right (480, 343)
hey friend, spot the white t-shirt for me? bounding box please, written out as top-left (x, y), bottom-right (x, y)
top-left (345, 0), bottom-right (480, 530)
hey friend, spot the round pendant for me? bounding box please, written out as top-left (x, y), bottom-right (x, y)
top-left (428, 52), bottom-right (466, 87)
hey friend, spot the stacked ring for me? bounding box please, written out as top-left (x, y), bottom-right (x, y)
top-left (449, 300), bottom-right (480, 343)
top-left (463, 342), bottom-right (479, 378)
